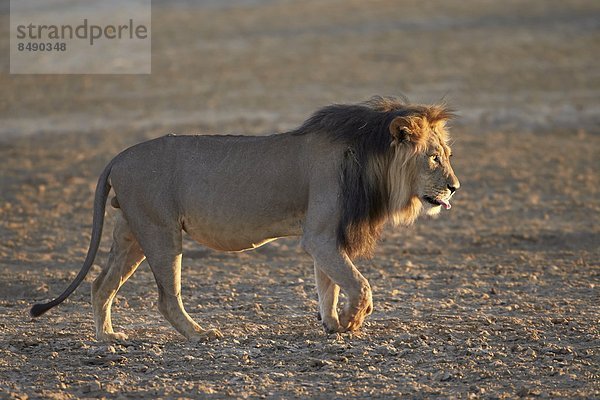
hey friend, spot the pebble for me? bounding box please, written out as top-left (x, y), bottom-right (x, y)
top-left (525, 348), bottom-right (536, 357)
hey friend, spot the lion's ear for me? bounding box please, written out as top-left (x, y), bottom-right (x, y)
top-left (389, 116), bottom-right (424, 143)
top-left (389, 117), bottom-right (409, 143)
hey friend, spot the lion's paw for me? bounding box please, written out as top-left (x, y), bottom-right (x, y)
top-left (340, 310), bottom-right (369, 332)
top-left (96, 331), bottom-right (129, 342)
top-left (189, 328), bottom-right (223, 342)
top-left (340, 318), bottom-right (363, 332)
top-left (339, 297), bottom-right (373, 332)
top-left (321, 317), bottom-right (344, 334)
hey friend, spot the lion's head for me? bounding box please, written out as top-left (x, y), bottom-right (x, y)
top-left (295, 96), bottom-right (460, 259)
top-left (386, 102), bottom-right (460, 222)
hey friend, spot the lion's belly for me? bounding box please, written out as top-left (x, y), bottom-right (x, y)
top-left (188, 235), bottom-right (278, 252)
top-left (182, 213), bottom-right (304, 252)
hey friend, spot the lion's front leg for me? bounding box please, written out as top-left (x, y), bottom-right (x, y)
top-left (303, 236), bottom-right (373, 333)
top-left (314, 264), bottom-right (341, 333)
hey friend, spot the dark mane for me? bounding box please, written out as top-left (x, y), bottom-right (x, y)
top-left (293, 96), bottom-right (452, 142)
top-left (293, 96), bottom-right (453, 259)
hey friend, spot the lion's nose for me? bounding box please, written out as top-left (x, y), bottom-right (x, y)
top-left (448, 183), bottom-right (459, 194)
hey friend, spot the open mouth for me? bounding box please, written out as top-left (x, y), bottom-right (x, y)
top-left (423, 195), bottom-right (451, 210)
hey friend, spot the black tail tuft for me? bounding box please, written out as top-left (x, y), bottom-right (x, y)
top-left (30, 302), bottom-right (52, 318)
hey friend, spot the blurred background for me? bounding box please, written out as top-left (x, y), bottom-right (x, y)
top-left (0, 1), bottom-right (598, 398)
top-left (1, 0), bottom-right (598, 138)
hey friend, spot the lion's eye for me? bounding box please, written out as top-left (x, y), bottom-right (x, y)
top-left (431, 155), bottom-right (440, 163)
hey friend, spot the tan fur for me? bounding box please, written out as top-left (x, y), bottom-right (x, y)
top-left (30, 97), bottom-right (460, 341)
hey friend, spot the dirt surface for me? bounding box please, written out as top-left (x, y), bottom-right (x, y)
top-left (0, 0), bottom-right (599, 398)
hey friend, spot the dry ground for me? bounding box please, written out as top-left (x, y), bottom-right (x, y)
top-left (0, 0), bottom-right (599, 398)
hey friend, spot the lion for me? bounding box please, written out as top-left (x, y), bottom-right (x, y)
top-left (30, 96), bottom-right (460, 341)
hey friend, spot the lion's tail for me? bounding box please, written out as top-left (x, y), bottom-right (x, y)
top-left (30, 161), bottom-right (113, 318)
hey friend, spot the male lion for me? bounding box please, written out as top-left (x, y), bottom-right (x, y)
top-left (30, 96), bottom-right (460, 341)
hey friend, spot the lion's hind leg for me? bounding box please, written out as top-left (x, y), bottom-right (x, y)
top-left (137, 227), bottom-right (223, 341)
top-left (92, 210), bottom-right (145, 342)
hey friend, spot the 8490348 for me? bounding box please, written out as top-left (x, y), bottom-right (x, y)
top-left (17, 42), bottom-right (67, 52)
